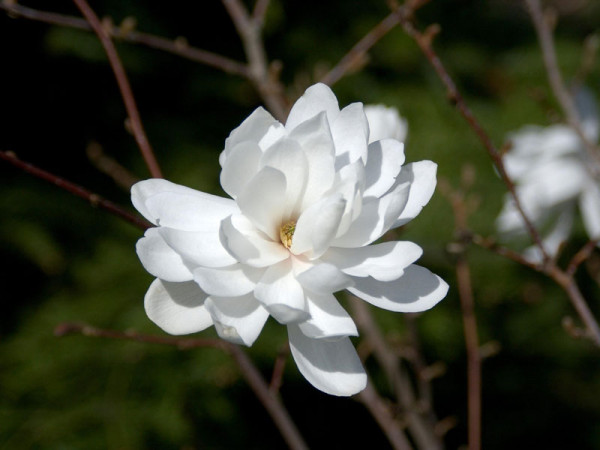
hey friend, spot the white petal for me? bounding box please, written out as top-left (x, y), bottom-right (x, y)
top-left (136, 228), bottom-right (193, 282)
top-left (322, 241), bottom-right (423, 282)
top-left (254, 259), bottom-right (309, 324)
top-left (333, 181), bottom-right (411, 248)
top-left (144, 279), bottom-right (212, 335)
top-left (143, 190), bottom-right (238, 232)
top-left (288, 324), bottom-right (366, 396)
top-left (523, 205), bottom-right (574, 263)
top-left (285, 83), bottom-right (340, 132)
top-left (364, 139), bottom-right (405, 198)
top-left (295, 262), bottom-right (354, 294)
top-left (220, 141), bottom-right (263, 199)
top-left (158, 226), bottom-right (237, 268)
top-left (193, 264), bottom-right (264, 297)
top-left (220, 107), bottom-right (285, 166)
top-left (237, 166), bottom-right (287, 240)
top-left (580, 181), bottom-right (600, 239)
top-left (289, 112), bottom-right (337, 208)
top-left (331, 102), bottom-right (369, 167)
top-left (220, 214), bottom-right (289, 267)
top-left (259, 138), bottom-right (309, 219)
top-left (204, 294), bottom-right (269, 346)
top-left (364, 104), bottom-right (408, 144)
top-left (298, 293), bottom-right (358, 339)
top-left (332, 161), bottom-right (365, 237)
top-left (348, 264), bottom-right (448, 312)
top-left (291, 194), bottom-right (347, 259)
top-left (393, 161), bottom-right (438, 228)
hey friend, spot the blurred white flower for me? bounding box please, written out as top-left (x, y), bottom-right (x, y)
top-left (364, 104), bottom-right (408, 144)
top-left (497, 90), bottom-right (600, 262)
top-left (132, 83), bottom-right (447, 396)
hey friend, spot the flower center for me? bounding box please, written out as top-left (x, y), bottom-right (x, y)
top-left (279, 220), bottom-right (296, 249)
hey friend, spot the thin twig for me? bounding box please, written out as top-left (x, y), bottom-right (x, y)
top-left (0, 150), bottom-right (150, 230)
top-left (269, 343), bottom-right (289, 393)
top-left (72, 0), bottom-right (163, 178)
top-left (567, 238), bottom-right (599, 276)
top-left (221, 0), bottom-right (289, 122)
top-left (350, 297), bottom-right (443, 450)
top-left (356, 380), bottom-right (413, 450)
top-left (396, 6), bottom-right (548, 261)
top-left (524, 0), bottom-right (600, 174)
top-left (55, 322), bottom-right (309, 450)
top-left (86, 141), bottom-right (140, 191)
top-left (0, 2), bottom-right (249, 77)
top-left (442, 184), bottom-right (482, 450)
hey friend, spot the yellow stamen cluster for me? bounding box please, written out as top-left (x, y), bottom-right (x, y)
top-left (279, 220), bottom-right (296, 249)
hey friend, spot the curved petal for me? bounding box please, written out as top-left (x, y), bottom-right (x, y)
top-left (220, 214), bottom-right (289, 267)
top-left (298, 293), bottom-right (358, 339)
top-left (220, 141), bottom-right (263, 199)
top-left (204, 294), bottom-right (269, 346)
top-left (259, 138), bottom-right (309, 219)
top-left (348, 264), bottom-right (448, 312)
top-left (331, 102), bottom-right (369, 167)
top-left (237, 166), bottom-right (287, 241)
top-left (286, 83), bottom-right (340, 132)
top-left (289, 112), bottom-right (337, 209)
top-left (144, 279), bottom-right (212, 335)
top-left (159, 227), bottom-right (237, 268)
top-left (291, 194), bottom-right (346, 259)
top-left (288, 324), bottom-right (366, 396)
top-left (580, 181), bottom-right (600, 239)
top-left (220, 107), bottom-right (285, 166)
top-left (333, 181), bottom-right (411, 248)
top-left (295, 262), bottom-right (354, 294)
top-left (364, 104), bottom-right (408, 143)
top-left (136, 228), bottom-right (193, 282)
top-left (322, 241), bottom-right (423, 282)
top-left (193, 264), bottom-right (264, 297)
top-left (254, 259), bottom-right (309, 324)
top-left (524, 205), bottom-right (574, 263)
top-left (393, 161), bottom-right (438, 228)
top-left (364, 139), bottom-right (405, 198)
top-left (142, 190), bottom-right (238, 232)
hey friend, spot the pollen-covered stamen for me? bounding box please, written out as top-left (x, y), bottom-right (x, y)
top-left (279, 220), bottom-right (296, 249)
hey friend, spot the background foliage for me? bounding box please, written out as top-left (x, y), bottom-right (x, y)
top-left (1, 0), bottom-right (600, 448)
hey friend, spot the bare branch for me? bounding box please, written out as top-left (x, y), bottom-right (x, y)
top-left (0, 150), bottom-right (149, 230)
top-left (0, 2), bottom-right (249, 77)
top-left (567, 238), bottom-right (599, 276)
top-left (86, 142), bottom-right (140, 191)
top-left (524, 0), bottom-right (600, 173)
top-left (72, 0), bottom-right (163, 178)
top-left (55, 322), bottom-right (309, 450)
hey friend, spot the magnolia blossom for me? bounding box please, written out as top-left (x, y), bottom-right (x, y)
top-left (132, 83), bottom-right (447, 396)
top-left (497, 103), bottom-right (600, 261)
top-left (364, 104), bottom-right (408, 144)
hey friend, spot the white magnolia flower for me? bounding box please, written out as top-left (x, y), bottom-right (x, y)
top-left (364, 104), bottom-right (408, 144)
top-left (132, 83), bottom-right (448, 396)
top-left (497, 92), bottom-right (600, 262)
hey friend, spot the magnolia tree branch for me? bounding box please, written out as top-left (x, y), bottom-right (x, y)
top-left (395, 6), bottom-right (548, 262)
top-left (524, 0), bottom-right (600, 172)
top-left (441, 182), bottom-right (482, 450)
top-left (0, 150), bottom-right (150, 230)
top-left (221, 0), bottom-right (289, 122)
top-left (72, 0), bottom-right (162, 178)
top-left (350, 297), bottom-right (443, 450)
top-left (86, 142), bottom-right (140, 191)
top-left (0, 2), bottom-right (249, 77)
top-left (54, 322), bottom-right (309, 450)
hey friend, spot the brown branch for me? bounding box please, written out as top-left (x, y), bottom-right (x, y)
top-left (86, 141), bottom-right (140, 191)
top-left (350, 297), bottom-right (443, 450)
top-left (72, 0), bottom-right (163, 178)
top-left (567, 238), bottom-right (599, 276)
top-left (269, 343), bottom-right (289, 393)
top-left (470, 234), bottom-right (541, 270)
top-left (55, 322), bottom-right (309, 450)
top-left (0, 2), bottom-right (249, 77)
top-left (356, 380), bottom-right (413, 450)
top-left (221, 0), bottom-right (289, 122)
top-left (0, 150), bottom-right (150, 230)
top-left (524, 0), bottom-right (600, 173)
top-left (395, 6), bottom-right (548, 261)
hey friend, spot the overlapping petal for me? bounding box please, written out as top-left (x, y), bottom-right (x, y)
top-left (136, 228), bottom-right (193, 282)
top-left (193, 264), bottom-right (264, 297)
top-left (298, 292), bottom-right (358, 339)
